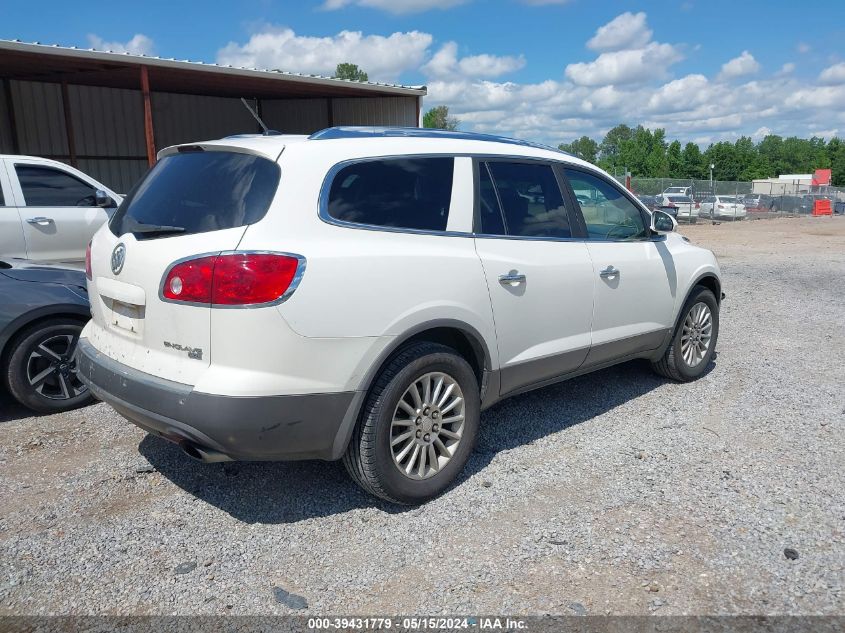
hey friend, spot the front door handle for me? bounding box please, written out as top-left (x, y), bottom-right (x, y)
top-left (499, 272), bottom-right (526, 285)
top-left (26, 217), bottom-right (54, 226)
top-left (599, 266), bottom-right (620, 279)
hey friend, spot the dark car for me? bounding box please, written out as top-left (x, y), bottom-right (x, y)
top-left (0, 259), bottom-right (92, 413)
top-left (835, 200), bottom-right (845, 215)
top-left (635, 195), bottom-right (658, 211)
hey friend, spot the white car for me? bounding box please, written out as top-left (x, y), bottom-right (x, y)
top-left (656, 194), bottom-right (699, 223)
top-left (0, 156), bottom-right (122, 263)
top-left (76, 127), bottom-right (723, 503)
top-left (700, 196), bottom-right (747, 220)
top-left (662, 186), bottom-right (692, 197)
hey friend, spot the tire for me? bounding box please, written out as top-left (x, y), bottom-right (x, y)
top-left (343, 341), bottom-right (480, 504)
top-left (4, 319), bottom-right (93, 414)
top-left (651, 286), bottom-right (719, 382)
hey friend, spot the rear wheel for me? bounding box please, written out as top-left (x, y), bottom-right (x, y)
top-left (4, 319), bottom-right (92, 414)
top-left (343, 342), bottom-right (480, 504)
top-left (651, 286), bottom-right (719, 382)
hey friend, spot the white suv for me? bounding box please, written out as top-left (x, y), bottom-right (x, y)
top-left (77, 127), bottom-right (722, 503)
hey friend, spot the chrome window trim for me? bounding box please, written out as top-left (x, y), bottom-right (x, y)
top-left (158, 250), bottom-right (307, 310)
top-left (317, 152), bottom-right (663, 244)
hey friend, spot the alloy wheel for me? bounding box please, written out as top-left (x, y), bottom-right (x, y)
top-left (680, 302), bottom-right (713, 367)
top-left (390, 371), bottom-right (465, 480)
top-left (26, 334), bottom-right (87, 401)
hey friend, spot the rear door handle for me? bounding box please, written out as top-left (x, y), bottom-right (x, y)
top-left (599, 266), bottom-right (620, 279)
top-left (498, 272), bottom-right (526, 285)
top-left (26, 217), bottom-right (54, 226)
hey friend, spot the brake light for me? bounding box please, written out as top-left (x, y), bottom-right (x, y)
top-left (162, 253), bottom-right (303, 306)
top-left (85, 241), bottom-right (92, 280)
top-left (695, 202), bottom-right (700, 208)
top-left (718, 204), bottom-right (726, 209)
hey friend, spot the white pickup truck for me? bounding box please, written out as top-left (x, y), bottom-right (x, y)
top-left (0, 155), bottom-right (122, 263)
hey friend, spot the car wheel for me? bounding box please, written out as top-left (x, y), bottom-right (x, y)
top-left (651, 286), bottom-right (719, 382)
top-left (4, 319), bottom-right (92, 414)
top-left (343, 341), bottom-right (480, 504)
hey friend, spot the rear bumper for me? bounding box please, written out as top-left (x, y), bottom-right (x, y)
top-left (75, 338), bottom-right (363, 461)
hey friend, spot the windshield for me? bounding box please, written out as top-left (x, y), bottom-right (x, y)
top-left (110, 150), bottom-right (281, 239)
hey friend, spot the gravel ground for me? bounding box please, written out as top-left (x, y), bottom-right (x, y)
top-left (1, 217), bottom-right (843, 616)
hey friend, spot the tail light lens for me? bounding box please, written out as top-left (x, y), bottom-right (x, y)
top-left (85, 241), bottom-right (93, 280)
top-left (718, 204), bottom-right (725, 209)
top-left (695, 202), bottom-right (700, 208)
top-left (162, 253), bottom-right (303, 306)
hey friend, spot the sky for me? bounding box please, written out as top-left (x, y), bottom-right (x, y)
top-left (3, 0), bottom-right (845, 147)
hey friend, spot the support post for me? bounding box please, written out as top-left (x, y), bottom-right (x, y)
top-left (2, 78), bottom-right (20, 154)
top-left (140, 66), bottom-right (156, 166)
top-left (60, 79), bottom-right (77, 167)
top-left (326, 97), bottom-right (334, 127)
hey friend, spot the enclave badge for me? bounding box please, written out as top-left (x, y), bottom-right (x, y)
top-left (111, 243), bottom-right (126, 275)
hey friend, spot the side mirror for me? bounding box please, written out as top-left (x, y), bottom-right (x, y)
top-left (651, 210), bottom-right (676, 233)
top-left (95, 189), bottom-right (116, 209)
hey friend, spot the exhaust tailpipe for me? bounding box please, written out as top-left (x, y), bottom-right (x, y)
top-left (180, 441), bottom-right (233, 463)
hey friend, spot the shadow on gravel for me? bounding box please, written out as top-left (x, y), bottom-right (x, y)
top-left (0, 391), bottom-right (38, 423)
top-left (140, 357), bottom-right (715, 523)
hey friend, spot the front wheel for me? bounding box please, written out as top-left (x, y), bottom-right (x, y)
top-left (343, 342), bottom-right (480, 504)
top-left (651, 286), bottom-right (719, 382)
top-left (4, 319), bottom-right (93, 413)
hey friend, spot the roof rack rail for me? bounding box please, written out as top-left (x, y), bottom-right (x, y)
top-left (308, 126), bottom-right (570, 155)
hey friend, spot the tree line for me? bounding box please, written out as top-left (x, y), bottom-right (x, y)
top-left (558, 124), bottom-right (845, 186)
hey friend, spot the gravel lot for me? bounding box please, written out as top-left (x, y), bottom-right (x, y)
top-left (1, 217), bottom-right (843, 616)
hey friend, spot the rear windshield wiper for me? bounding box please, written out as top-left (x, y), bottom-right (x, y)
top-left (127, 222), bottom-right (186, 235)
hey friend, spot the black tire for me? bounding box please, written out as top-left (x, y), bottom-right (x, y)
top-left (4, 319), bottom-right (93, 414)
top-left (343, 342), bottom-right (480, 504)
top-left (651, 286), bottom-right (719, 382)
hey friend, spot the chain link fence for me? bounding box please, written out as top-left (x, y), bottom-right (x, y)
top-left (613, 177), bottom-right (845, 223)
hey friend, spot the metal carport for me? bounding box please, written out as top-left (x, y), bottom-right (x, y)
top-left (0, 40), bottom-right (426, 192)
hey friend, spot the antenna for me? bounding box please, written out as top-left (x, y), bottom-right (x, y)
top-left (240, 98), bottom-right (279, 135)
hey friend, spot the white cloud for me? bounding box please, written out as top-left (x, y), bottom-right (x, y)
top-left (321, 0), bottom-right (468, 13)
top-left (779, 62), bottom-right (795, 74)
top-left (717, 51), bottom-right (760, 80)
top-left (587, 12), bottom-right (652, 52)
top-left (216, 27), bottom-right (432, 82)
top-left (565, 42), bottom-right (683, 86)
top-left (819, 62), bottom-right (845, 85)
top-left (797, 42), bottom-right (811, 54)
top-left (422, 42), bottom-right (525, 79)
top-left (752, 126), bottom-right (772, 140)
top-left (87, 33), bottom-right (154, 56)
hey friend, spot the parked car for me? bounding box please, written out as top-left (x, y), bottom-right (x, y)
top-left (656, 194), bottom-right (699, 223)
top-left (635, 194), bottom-right (658, 211)
top-left (0, 155), bottom-right (122, 264)
top-left (77, 127), bottom-right (722, 504)
top-left (0, 259), bottom-right (92, 413)
top-left (834, 200), bottom-right (845, 215)
top-left (770, 195), bottom-right (804, 213)
top-left (743, 194), bottom-right (774, 212)
top-left (662, 186), bottom-right (692, 197)
top-left (700, 196), bottom-right (747, 220)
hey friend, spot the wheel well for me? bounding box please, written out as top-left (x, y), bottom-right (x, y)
top-left (0, 313), bottom-right (89, 370)
top-left (694, 274), bottom-right (721, 304)
top-left (402, 327), bottom-right (487, 387)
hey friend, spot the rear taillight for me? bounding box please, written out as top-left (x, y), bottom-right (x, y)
top-left (162, 253), bottom-right (304, 306)
top-left (85, 241), bottom-right (92, 280)
top-left (695, 202), bottom-right (700, 208)
top-left (718, 204), bottom-right (725, 209)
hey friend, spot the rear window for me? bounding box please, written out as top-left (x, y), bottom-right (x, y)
top-left (326, 157), bottom-right (453, 232)
top-left (110, 150), bottom-right (280, 239)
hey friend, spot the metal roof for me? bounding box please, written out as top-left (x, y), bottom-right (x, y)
top-left (0, 39), bottom-right (427, 98)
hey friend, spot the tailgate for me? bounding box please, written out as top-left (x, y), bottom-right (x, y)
top-left (86, 227), bottom-right (248, 385)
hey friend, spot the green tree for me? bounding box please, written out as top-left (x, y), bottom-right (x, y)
top-left (334, 63), bottom-right (368, 82)
top-left (681, 142), bottom-right (705, 179)
top-left (559, 136), bottom-right (599, 164)
top-left (666, 141), bottom-right (683, 178)
top-left (423, 105), bottom-right (460, 131)
top-left (598, 124), bottom-right (634, 171)
top-left (827, 137), bottom-right (845, 186)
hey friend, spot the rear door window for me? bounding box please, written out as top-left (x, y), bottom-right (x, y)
top-left (110, 150), bottom-right (280, 239)
top-left (479, 161), bottom-right (572, 238)
top-left (326, 157), bottom-right (454, 232)
top-left (15, 165), bottom-right (97, 207)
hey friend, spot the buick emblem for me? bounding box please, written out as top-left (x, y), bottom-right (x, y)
top-left (111, 243), bottom-right (126, 275)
